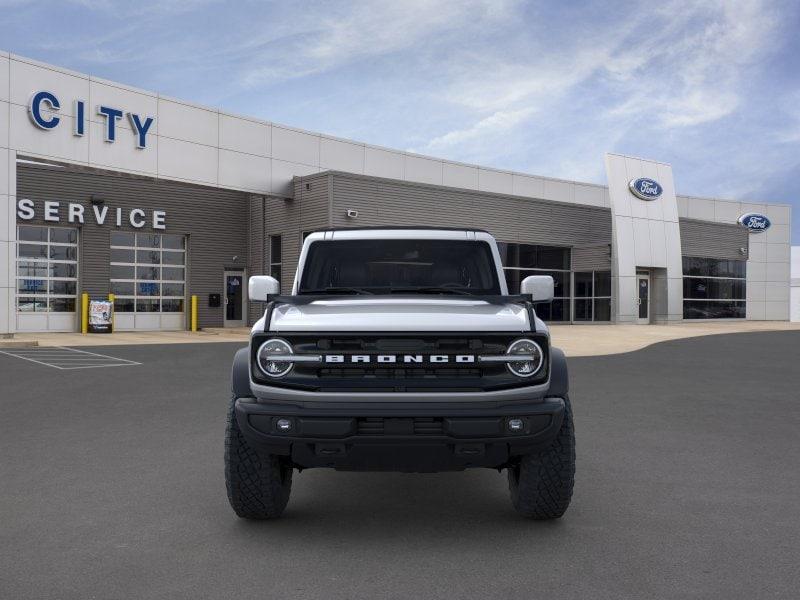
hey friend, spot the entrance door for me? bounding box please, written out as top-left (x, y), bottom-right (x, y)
top-left (637, 274), bottom-right (650, 324)
top-left (224, 272), bottom-right (245, 327)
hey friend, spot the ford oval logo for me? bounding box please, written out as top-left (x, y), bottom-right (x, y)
top-left (628, 178), bottom-right (663, 201)
top-left (737, 213), bottom-right (771, 233)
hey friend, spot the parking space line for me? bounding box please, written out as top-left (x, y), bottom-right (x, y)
top-left (0, 347), bottom-right (141, 370)
top-left (51, 364), bottom-right (140, 370)
top-left (0, 351), bottom-right (69, 369)
top-left (58, 346), bottom-right (141, 364)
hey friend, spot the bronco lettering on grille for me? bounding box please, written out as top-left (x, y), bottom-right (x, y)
top-left (323, 354), bottom-right (476, 364)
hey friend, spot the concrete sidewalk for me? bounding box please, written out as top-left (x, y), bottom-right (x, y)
top-left (550, 321), bottom-right (800, 356)
top-left (3, 321), bottom-right (799, 356)
top-left (2, 327), bottom-right (251, 348)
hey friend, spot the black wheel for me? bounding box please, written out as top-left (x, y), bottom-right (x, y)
top-left (225, 396), bottom-right (292, 519)
top-left (507, 395), bottom-right (575, 519)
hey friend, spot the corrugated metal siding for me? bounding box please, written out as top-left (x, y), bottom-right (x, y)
top-left (265, 171), bottom-right (613, 292)
top-left (298, 173), bottom-right (331, 234)
top-left (679, 218), bottom-right (749, 260)
top-left (265, 192), bottom-right (303, 294)
top-left (572, 245), bottom-right (612, 271)
top-left (247, 195), bottom-right (265, 325)
top-left (258, 174), bottom-right (332, 294)
top-left (16, 163), bottom-right (249, 329)
top-left (325, 172), bottom-right (612, 247)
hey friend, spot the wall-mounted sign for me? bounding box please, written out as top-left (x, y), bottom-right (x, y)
top-left (737, 213), bottom-right (771, 233)
top-left (88, 300), bottom-right (113, 333)
top-left (628, 178), bottom-right (663, 201)
top-left (17, 199), bottom-right (166, 230)
top-left (28, 90), bottom-right (155, 149)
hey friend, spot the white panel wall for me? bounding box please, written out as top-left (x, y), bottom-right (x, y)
top-left (443, 162), bottom-right (479, 190)
top-left (791, 247), bottom-right (799, 322)
top-left (605, 153), bottom-right (682, 323)
top-left (364, 146), bottom-right (404, 179)
top-left (158, 97), bottom-right (218, 147)
top-left (272, 125), bottom-right (319, 167)
top-left (478, 169), bottom-right (513, 195)
top-left (320, 137), bottom-right (364, 173)
top-left (405, 155), bottom-right (442, 185)
top-left (512, 174), bottom-right (544, 198)
top-left (1, 52), bottom-right (12, 335)
top-left (219, 113), bottom-right (270, 157)
top-left (574, 184), bottom-right (608, 208)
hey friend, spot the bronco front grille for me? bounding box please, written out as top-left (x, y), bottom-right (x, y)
top-left (319, 367), bottom-right (483, 379)
top-left (251, 332), bottom-right (549, 391)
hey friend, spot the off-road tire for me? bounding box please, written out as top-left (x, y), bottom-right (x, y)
top-left (507, 395), bottom-right (575, 519)
top-left (225, 396), bottom-right (293, 519)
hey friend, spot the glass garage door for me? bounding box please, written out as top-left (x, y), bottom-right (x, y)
top-left (109, 232), bottom-right (187, 330)
top-left (682, 257), bottom-right (746, 319)
top-left (16, 225), bottom-right (79, 332)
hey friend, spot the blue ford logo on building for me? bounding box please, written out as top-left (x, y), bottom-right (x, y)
top-left (737, 213), bottom-right (771, 233)
top-left (628, 178), bottom-right (662, 201)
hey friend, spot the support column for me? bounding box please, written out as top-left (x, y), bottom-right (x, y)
top-left (605, 153), bottom-right (683, 325)
top-left (1, 147), bottom-right (14, 338)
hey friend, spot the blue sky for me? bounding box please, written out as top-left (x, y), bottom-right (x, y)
top-left (3, 0), bottom-right (799, 241)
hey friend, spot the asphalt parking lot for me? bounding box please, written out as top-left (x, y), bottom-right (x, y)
top-left (1, 331), bottom-right (798, 599)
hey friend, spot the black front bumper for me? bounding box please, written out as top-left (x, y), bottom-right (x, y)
top-left (235, 397), bottom-right (565, 472)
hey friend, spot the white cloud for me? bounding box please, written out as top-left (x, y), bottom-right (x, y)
top-left (410, 0), bottom-right (783, 178)
top-left (238, 0), bottom-right (517, 87)
top-left (604, 0), bottom-right (778, 127)
top-left (415, 107), bottom-right (535, 153)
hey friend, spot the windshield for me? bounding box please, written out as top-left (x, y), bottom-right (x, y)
top-left (298, 239), bottom-right (501, 295)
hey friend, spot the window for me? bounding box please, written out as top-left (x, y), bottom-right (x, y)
top-left (16, 225), bottom-right (78, 313)
top-left (110, 233), bottom-right (186, 313)
top-left (269, 235), bottom-right (282, 282)
top-left (299, 239), bottom-right (501, 294)
top-left (573, 271), bottom-right (611, 322)
top-left (498, 242), bottom-right (571, 322)
top-left (682, 257), bottom-right (746, 319)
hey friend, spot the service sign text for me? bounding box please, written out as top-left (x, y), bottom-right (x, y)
top-left (17, 199), bottom-right (166, 230)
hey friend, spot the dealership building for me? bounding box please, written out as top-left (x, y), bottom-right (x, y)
top-left (0, 52), bottom-right (793, 334)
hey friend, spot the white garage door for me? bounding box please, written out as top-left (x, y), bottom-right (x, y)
top-left (16, 225), bottom-right (79, 332)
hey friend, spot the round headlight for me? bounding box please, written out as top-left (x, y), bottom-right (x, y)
top-left (506, 338), bottom-right (544, 378)
top-left (256, 338), bottom-right (293, 378)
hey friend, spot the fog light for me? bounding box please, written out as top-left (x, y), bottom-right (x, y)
top-left (276, 418), bottom-right (293, 432)
top-left (507, 418), bottom-right (524, 432)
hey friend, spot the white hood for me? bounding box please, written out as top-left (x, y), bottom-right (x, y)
top-left (268, 298), bottom-right (531, 332)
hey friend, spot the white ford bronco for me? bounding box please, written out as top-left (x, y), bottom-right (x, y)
top-left (226, 227), bottom-right (575, 519)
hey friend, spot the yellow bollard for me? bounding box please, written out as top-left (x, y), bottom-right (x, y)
top-left (108, 293), bottom-right (115, 332)
top-left (81, 292), bottom-right (89, 334)
top-left (191, 295), bottom-right (198, 332)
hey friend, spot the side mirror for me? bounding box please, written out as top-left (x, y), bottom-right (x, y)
top-left (520, 275), bottom-right (554, 303)
top-left (249, 275), bottom-right (280, 301)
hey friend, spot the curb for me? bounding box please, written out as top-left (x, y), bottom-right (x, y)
top-left (0, 340), bottom-right (39, 349)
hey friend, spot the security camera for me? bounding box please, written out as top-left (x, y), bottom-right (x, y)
top-left (346, 209), bottom-right (359, 219)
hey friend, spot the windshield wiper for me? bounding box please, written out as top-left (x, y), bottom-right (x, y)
top-left (389, 286), bottom-right (475, 296)
top-left (300, 286), bottom-right (375, 295)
